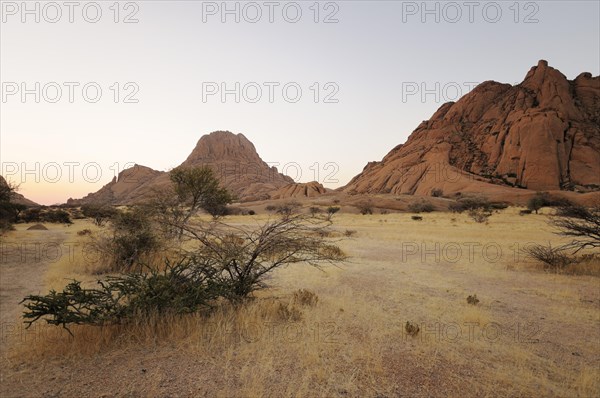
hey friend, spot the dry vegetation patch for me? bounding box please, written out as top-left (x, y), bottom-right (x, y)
top-left (1, 211), bottom-right (599, 397)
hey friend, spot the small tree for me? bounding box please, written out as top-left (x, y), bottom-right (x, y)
top-left (326, 206), bottom-right (340, 220)
top-left (468, 208), bottom-right (492, 223)
top-left (147, 166), bottom-right (233, 238)
top-left (357, 200), bottom-right (373, 215)
top-left (309, 206), bottom-right (322, 216)
top-left (0, 178), bottom-right (21, 232)
top-left (527, 192), bottom-right (548, 214)
top-left (170, 166), bottom-right (233, 219)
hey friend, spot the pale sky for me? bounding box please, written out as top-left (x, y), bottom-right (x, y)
top-left (1, 0), bottom-right (599, 205)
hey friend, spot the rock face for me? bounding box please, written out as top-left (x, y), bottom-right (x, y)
top-left (179, 131), bottom-right (293, 201)
top-left (67, 165), bottom-right (166, 206)
top-left (344, 61), bottom-right (600, 197)
top-left (270, 182), bottom-right (327, 199)
top-left (68, 131), bottom-right (294, 205)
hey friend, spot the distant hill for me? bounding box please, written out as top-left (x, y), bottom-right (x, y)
top-left (0, 175), bottom-right (39, 206)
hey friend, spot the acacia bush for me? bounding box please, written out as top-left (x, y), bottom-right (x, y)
top-left (468, 208), bottom-right (492, 223)
top-left (522, 244), bottom-right (574, 271)
top-left (22, 211), bottom-right (347, 331)
top-left (326, 206), bottom-right (340, 220)
top-left (183, 213), bottom-right (347, 301)
top-left (90, 208), bottom-right (162, 273)
top-left (357, 201), bottom-right (373, 215)
top-left (264, 201), bottom-right (302, 217)
top-left (552, 204), bottom-right (600, 253)
top-left (523, 203), bottom-right (600, 274)
top-left (449, 196), bottom-right (494, 222)
top-left (21, 258), bottom-right (221, 334)
top-left (448, 196), bottom-right (491, 213)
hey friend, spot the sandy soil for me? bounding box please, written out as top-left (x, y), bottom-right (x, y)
top-left (0, 212), bottom-right (598, 397)
top-left (1, 226), bottom-right (69, 395)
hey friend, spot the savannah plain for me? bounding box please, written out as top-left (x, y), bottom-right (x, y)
top-left (1, 204), bottom-right (598, 397)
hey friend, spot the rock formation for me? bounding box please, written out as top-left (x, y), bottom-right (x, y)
top-left (179, 131), bottom-right (294, 201)
top-left (67, 165), bottom-right (166, 205)
top-left (270, 182), bottom-right (327, 199)
top-left (344, 61), bottom-right (600, 198)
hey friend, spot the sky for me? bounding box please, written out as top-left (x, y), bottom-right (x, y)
top-left (1, 0), bottom-right (599, 205)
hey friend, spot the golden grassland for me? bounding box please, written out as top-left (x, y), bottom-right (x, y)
top-left (1, 208), bottom-right (599, 397)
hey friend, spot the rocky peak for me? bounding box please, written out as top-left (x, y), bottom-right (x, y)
top-left (344, 61), bottom-right (600, 196)
top-left (182, 131), bottom-right (263, 166)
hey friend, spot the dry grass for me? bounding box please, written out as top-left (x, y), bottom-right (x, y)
top-left (1, 210), bottom-right (599, 397)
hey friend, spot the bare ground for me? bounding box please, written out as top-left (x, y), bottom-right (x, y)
top-left (0, 213), bottom-right (599, 397)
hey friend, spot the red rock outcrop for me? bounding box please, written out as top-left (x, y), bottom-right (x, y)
top-left (67, 165), bottom-right (166, 205)
top-left (179, 131), bottom-right (293, 201)
top-left (270, 182), bottom-right (327, 199)
top-left (344, 61), bottom-right (600, 197)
